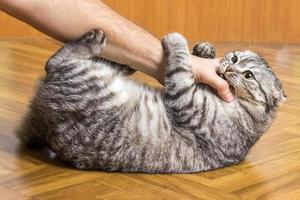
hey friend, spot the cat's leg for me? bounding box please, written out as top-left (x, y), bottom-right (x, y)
top-left (46, 29), bottom-right (106, 74)
top-left (162, 33), bottom-right (197, 125)
top-left (14, 32), bottom-right (105, 149)
top-left (42, 29), bottom-right (116, 114)
top-left (46, 29), bottom-right (135, 77)
top-left (192, 42), bottom-right (216, 59)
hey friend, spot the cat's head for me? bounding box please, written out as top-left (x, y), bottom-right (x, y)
top-left (218, 50), bottom-right (286, 108)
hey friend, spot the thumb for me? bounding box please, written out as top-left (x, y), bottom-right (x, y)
top-left (206, 74), bottom-right (233, 102)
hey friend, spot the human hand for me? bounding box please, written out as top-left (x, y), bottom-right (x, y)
top-left (190, 55), bottom-right (233, 102)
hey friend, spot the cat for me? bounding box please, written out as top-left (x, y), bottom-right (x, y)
top-left (16, 29), bottom-right (286, 173)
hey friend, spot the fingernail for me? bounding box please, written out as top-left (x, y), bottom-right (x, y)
top-left (225, 94), bottom-right (233, 102)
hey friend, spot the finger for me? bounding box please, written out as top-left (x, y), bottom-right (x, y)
top-left (212, 58), bottom-right (222, 68)
top-left (206, 73), bottom-right (233, 102)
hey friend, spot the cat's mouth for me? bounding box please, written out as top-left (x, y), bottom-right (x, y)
top-left (217, 67), bottom-right (236, 95)
top-left (217, 65), bottom-right (228, 80)
top-left (218, 72), bottom-right (225, 80)
top-left (219, 75), bottom-right (236, 95)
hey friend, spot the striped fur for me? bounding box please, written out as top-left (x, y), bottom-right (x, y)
top-left (16, 30), bottom-right (285, 173)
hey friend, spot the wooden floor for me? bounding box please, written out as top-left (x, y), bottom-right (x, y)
top-left (0, 39), bottom-right (299, 200)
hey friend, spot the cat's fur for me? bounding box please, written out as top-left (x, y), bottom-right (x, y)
top-left (16, 30), bottom-right (285, 173)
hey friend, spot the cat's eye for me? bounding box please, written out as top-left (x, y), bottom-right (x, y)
top-left (231, 55), bottom-right (238, 63)
top-left (243, 70), bottom-right (254, 79)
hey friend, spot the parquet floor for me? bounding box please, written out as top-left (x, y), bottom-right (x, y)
top-left (0, 39), bottom-right (299, 200)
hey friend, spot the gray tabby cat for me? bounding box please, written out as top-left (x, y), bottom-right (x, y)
top-left (17, 29), bottom-right (285, 173)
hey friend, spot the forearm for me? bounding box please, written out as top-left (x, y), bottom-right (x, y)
top-left (1, 0), bottom-right (233, 101)
top-left (1, 0), bottom-right (165, 82)
top-left (90, 2), bottom-right (165, 82)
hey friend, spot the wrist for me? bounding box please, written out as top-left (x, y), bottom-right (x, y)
top-left (152, 55), bottom-right (166, 85)
top-left (190, 55), bottom-right (202, 82)
top-left (122, 38), bottom-right (166, 85)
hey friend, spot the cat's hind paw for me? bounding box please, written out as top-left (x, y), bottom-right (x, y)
top-left (192, 42), bottom-right (216, 59)
top-left (83, 29), bottom-right (106, 44)
top-left (80, 29), bottom-right (107, 55)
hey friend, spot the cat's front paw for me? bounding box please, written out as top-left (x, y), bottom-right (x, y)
top-left (192, 42), bottom-right (216, 59)
top-left (162, 33), bottom-right (188, 50)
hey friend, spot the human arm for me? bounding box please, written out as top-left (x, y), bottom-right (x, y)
top-left (0, 0), bottom-right (233, 102)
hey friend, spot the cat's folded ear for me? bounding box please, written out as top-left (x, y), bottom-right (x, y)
top-left (280, 92), bottom-right (287, 105)
top-left (273, 89), bottom-right (287, 107)
top-left (271, 77), bottom-right (287, 107)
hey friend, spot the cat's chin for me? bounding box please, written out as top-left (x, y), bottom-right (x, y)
top-left (217, 72), bottom-right (236, 95)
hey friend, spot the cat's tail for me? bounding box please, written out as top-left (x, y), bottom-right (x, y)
top-left (16, 98), bottom-right (46, 149)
